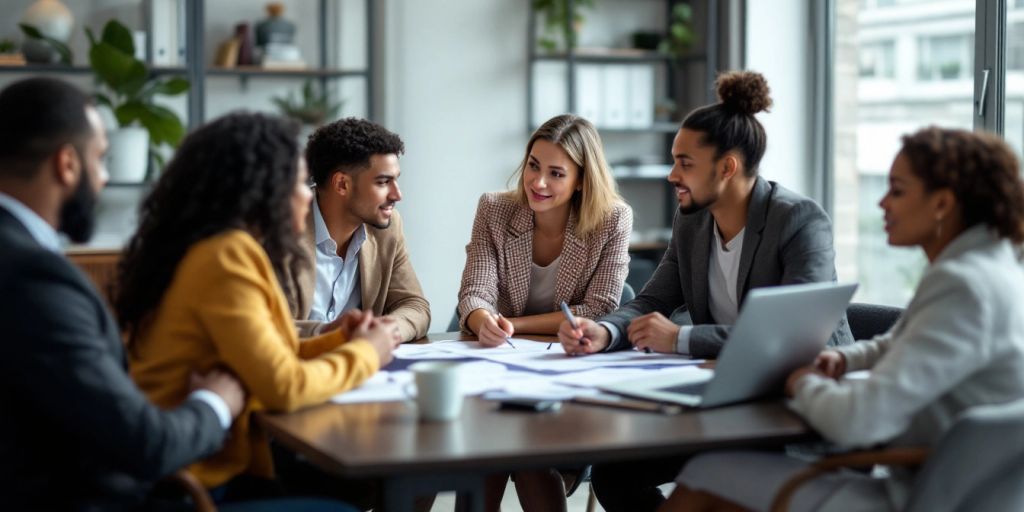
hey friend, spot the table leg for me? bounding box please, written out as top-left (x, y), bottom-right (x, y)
top-left (381, 472), bottom-right (485, 512)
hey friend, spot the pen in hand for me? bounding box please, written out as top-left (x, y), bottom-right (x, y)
top-left (496, 314), bottom-right (516, 348)
top-left (559, 301), bottom-right (585, 346)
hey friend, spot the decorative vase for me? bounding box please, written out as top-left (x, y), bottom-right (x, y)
top-left (256, 3), bottom-right (296, 47)
top-left (106, 127), bottom-right (150, 183)
top-left (20, 0), bottom-right (74, 64)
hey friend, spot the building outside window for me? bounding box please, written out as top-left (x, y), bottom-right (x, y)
top-left (859, 40), bottom-right (897, 78)
top-left (833, 0), bottom-right (975, 307)
top-left (917, 33), bottom-right (973, 81)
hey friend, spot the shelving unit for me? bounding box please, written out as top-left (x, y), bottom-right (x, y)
top-left (0, 0), bottom-right (375, 131)
top-left (528, 0), bottom-right (720, 264)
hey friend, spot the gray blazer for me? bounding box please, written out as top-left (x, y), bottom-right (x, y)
top-left (601, 177), bottom-right (853, 358)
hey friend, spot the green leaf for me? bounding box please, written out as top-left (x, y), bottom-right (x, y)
top-left (140, 77), bottom-right (189, 98)
top-left (94, 92), bottom-right (114, 110)
top-left (113, 101), bottom-right (145, 127)
top-left (673, 4), bottom-right (693, 21)
top-left (115, 101), bottom-right (184, 146)
top-left (45, 36), bottom-right (72, 65)
top-left (20, 24), bottom-right (73, 64)
top-left (90, 42), bottom-right (146, 95)
top-left (18, 24), bottom-right (43, 39)
top-left (101, 20), bottom-right (135, 56)
top-left (85, 27), bottom-right (97, 46)
top-left (141, 104), bottom-right (186, 146)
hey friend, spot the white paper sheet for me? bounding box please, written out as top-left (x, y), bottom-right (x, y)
top-left (331, 341), bottom-right (709, 404)
top-left (425, 338), bottom-right (705, 372)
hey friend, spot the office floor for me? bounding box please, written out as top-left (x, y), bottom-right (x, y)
top-left (430, 481), bottom-right (603, 512)
top-left (430, 481), bottom-right (677, 511)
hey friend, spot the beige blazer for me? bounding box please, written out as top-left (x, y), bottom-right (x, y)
top-left (457, 191), bottom-right (632, 330)
top-left (289, 209), bottom-right (430, 341)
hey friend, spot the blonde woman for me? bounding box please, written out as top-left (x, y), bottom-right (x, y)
top-left (458, 114), bottom-right (633, 347)
top-left (457, 114), bottom-right (632, 511)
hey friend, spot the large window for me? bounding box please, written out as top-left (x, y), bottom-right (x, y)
top-left (832, 0), bottom-right (975, 306)
top-left (1006, 8), bottom-right (1024, 158)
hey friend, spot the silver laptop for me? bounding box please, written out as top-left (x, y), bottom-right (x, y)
top-left (599, 282), bottom-right (857, 408)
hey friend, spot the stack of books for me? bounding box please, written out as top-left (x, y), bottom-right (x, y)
top-left (0, 53), bottom-right (27, 66)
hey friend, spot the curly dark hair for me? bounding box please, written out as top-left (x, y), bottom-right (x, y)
top-left (682, 70), bottom-right (772, 176)
top-left (305, 117), bottom-right (404, 186)
top-left (900, 126), bottom-right (1024, 244)
top-left (115, 112), bottom-right (307, 342)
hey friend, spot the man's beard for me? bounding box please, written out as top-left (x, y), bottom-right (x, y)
top-left (58, 158), bottom-right (98, 243)
top-left (677, 169), bottom-right (718, 215)
top-left (359, 201), bottom-right (395, 230)
top-left (678, 197), bottom-right (712, 215)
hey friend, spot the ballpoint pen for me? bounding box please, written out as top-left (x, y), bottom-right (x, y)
top-left (558, 301), bottom-right (581, 349)
top-left (496, 314), bottom-right (516, 348)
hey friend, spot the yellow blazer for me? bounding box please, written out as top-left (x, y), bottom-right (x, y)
top-left (130, 230), bottom-right (380, 488)
top-left (288, 208), bottom-right (430, 341)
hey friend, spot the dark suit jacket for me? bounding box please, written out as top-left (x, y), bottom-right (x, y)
top-left (601, 177), bottom-right (854, 358)
top-left (0, 208), bottom-right (226, 510)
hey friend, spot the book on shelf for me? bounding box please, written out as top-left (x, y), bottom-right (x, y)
top-left (0, 53), bottom-right (27, 66)
top-left (214, 38), bottom-right (240, 68)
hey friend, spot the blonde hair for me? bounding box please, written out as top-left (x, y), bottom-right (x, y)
top-left (511, 114), bottom-right (622, 237)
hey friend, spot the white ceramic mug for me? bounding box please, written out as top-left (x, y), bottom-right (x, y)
top-left (407, 361), bottom-right (464, 421)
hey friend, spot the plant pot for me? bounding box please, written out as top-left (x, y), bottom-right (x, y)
top-left (107, 127), bottom-right (150, 183)
top-left (20, 0), bottom-right (73, 63)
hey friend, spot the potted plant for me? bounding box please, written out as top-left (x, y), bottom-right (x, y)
top-left (86, 20), bottom-right (189, 182)
top-left (938, 61), bottom-right (961, 80)
top-left (19, 23), bottom-right (72, 64)
top-left (272, 80), bottom-right (343, 140)
top-left (533, 0), bottom-right (596, 53)
top-left (658, 3), bottom-right (695, 59)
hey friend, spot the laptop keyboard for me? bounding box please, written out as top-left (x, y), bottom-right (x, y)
top-left (658, 380), bottom-right (709, 396)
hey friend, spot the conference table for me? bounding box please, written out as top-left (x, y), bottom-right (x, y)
top-left (256, 333), bottom-right (814, 511)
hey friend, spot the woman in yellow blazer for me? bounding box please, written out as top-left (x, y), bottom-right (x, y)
top-left (456, 114), bottom-right (632, 512)
top-left (114, 113), bottom-right (397, 502)
top-left (458, 114), bottom-right (633, 348)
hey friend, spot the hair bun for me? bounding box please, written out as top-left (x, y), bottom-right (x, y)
top-left (716, 71), bottom-right (772, 115)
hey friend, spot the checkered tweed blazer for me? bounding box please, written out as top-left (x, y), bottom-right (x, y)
top-left (457, 191), bottom-right (632, 330)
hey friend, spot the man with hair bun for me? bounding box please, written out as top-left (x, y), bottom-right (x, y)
top-left (287, 117), bottom-right (430, 343)
top-left (560, 71), bottom-right (853, 512)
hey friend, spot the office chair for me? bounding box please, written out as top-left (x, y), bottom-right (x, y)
top-left (771, 398), bottom-right (1024, 512)
top-left (845, 302), bottom-right (903, 341)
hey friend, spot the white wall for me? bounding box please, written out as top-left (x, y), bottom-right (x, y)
top-left (744, 0), bottom-right (812, 195)
top-left (381, 0), bottom-right (528, 331)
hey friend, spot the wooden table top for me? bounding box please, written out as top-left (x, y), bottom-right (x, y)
top-left (259, 395), bottom-right (811, 478)
top-left (256, 333), bottom-right (813, 479)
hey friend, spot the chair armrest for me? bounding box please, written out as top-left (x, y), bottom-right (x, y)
top-left (165, 469), bottom-right (218, 512)
top-left (769, 447), bottom-right (929, 512)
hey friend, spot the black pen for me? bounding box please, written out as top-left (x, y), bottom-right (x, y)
top-left (572, 395), bottom-right (682, 414)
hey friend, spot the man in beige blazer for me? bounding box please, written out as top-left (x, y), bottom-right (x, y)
top-left (287, 118), bottom-right (430, 342)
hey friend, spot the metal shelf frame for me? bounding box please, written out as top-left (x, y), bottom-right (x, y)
top-left (0, 0), bottom-right (377, 129)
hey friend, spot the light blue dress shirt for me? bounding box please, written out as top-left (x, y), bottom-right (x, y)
top-left (0, 191), bottom-right (232, 429)
top-left (310, 196), bottom-right (365, 322)
top-left (0, 191), bottom-right (61, 252)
